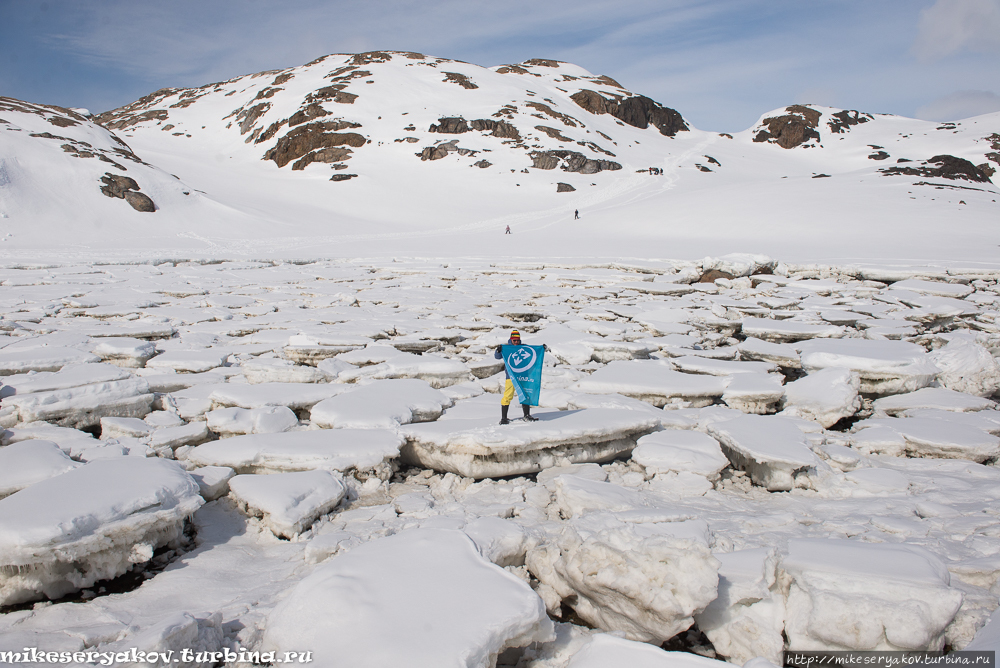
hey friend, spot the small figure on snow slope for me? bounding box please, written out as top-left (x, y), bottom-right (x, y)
top-left (495, 329), bottom-right (539, 424)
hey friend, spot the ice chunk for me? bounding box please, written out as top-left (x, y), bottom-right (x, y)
top-left (229, 470), bottom-right (345, 538)
top-left (316, 355), bottom-right (356, 381)
top-left (526, 516), bottom-right (719, 643)
top-left (670, 355), bottom-right (778, 376)
top-left (707, 415), bottom-right (820, 491)
top-left (148, 422), bottom-right (211, 452)
top-left (780, 538), bottom-right (964, 650)
top-left (262, 528), bottom-right (553, 664)
top-left (632, 431), bottom-right (729, 480)
top-left (796, 339), bottom-right (939, 396)
top-left (536, 462), bottom-right (609, 491)
top-left (209, 382), bottom-right (345, 413)
top-left (463, 516), bottom-right (526, 568)
top-left (534, 324), bottom-right (656, 364)
top-left (873, 387), bottom-right (996, 416)
top-left (571, 360), bottom-right (727, 408)
top-left (185, 429), bottom-right (403, 474)
top-left (928, 337), bottom-right (1000, 397)
top-left (737, 337), bottom-right (802, 368)
top-left (146, 350), bottom-right (229, 373)
top-left (311, 378), bottom-right (452, 429)
top-left (0, 457), bottom-right (202, 605)
top-left (695, 548), bottom-right (784, 664)
top-left (0, 440), bottom-right (80, 498)
top-left (188, 466), bottom-right (234, 501)
top-left (399, 408), bottom-right (659, 478)
top-left (779, 367), bottom-right (861, 428)
top-left (722, 374), bottom-right (786, 414)
top-left (741, 317), bottom-right (845, 343)
top-left (888, 279), bottom-right (973, 299)
top-left (240, 357), bottom-right (326, 384)
top-left (283, 332), bottom-right (370, 365)
top-left (568, 634), bottom-right (720, 667)
top-left (4, 372), bottom-right (153, 429)
top-left (91, 337), bottom-right (156, 368)
top-left (0, 362), bottom-right (133, 396)
top-left (100, 416), bottom-right (152, 439)
top-left (0, 346), bottom-right (100, 375)
top-left (337, 347), bottom-right (473, 388)
top-left (206, 405), bottom-right (298, 437)
top-left (852, 417), bottom-right (1000, 462)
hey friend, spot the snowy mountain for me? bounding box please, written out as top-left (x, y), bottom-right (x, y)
top-left (0, 51), bottom-right (998, 262)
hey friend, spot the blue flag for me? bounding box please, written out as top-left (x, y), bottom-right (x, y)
top-left (502, 344), bottom-right (545, 406)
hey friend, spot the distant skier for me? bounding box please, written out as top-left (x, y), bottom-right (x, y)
top-left (495, 329), bottom-right (538, 424)
top-left (574, 209), bottom-right (579, 220)
top-left (505, 225), bottom-right (511, 234)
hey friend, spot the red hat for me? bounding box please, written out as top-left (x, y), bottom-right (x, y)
top-left (510, 329), bottom-right (521, 341)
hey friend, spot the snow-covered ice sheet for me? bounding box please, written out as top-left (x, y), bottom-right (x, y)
top-left (399, 408), bottom-right (659, 478)
top-left (261, 528), bottom-right (553, 666)
top-left (707, 415), bottom-right (820, 491)
top-left (0, 457), bottom-right (203, 605)
top-left (229, 470), bottom-right (346, 538)
top-left (185, 429), bottom-right (404, 475)
top-left (310, 378), bottom-right (452, 429)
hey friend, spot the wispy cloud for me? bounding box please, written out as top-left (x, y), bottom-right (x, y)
top-left (916, 89), bottom-right (1000, 119)
top-left (912, 0), bottom-right (1000, 61)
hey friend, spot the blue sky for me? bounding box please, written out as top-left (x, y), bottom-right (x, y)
top-left (1, 0), bottom-right (998, 132)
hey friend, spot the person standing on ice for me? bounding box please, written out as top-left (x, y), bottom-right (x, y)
top-left (505, 225), bottom-right (511, 234)
top-left (495, 329), bottom-right (539, 424)
top-left (574, 209), bottom-right (579, 220)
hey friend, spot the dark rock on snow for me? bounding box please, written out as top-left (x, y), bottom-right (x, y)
top-left (570, 90), bottom-right (688, 137)
top-left (531, 150), bottom-right (621, 174)
top-left (99, 172), bottom-right (156, 212)
top-left (556, 182), bottom-right (576, 192)
top-left (879, 155), bottom-right (994, 183)
top-left (753, 105), bottom-right (821, 149)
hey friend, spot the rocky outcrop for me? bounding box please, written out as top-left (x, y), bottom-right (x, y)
top-left (429, 117), bottom-right (470, 134)
top-left (99, 173), bottom-right (155, 212)
top-left (329, 173), bottom-right (357, 182)
top-left (753, 105), bottom-right (821, 149)
top-left (427, 117), bottom-right (521, 140)
top-left (827, 110), bottom-right (872, 133)
top-left (474, 160), bottom-right (492, 169)
top-left (288, 104), bottom-right (330, 127)
top-left (443, 72), bottom-right (478, 89)
top-left (570, 90), bottom-right (688, 136)
top-left (418, 140), bottom-right (478, 161)
top-left (556, 182), bottom-right (575, 192)
top-left (530, 150), bottom-right (621, 174)
top-left (879, 155), bottom-right (994, 183)
top-left (264, 121), bottom-right (365, 169)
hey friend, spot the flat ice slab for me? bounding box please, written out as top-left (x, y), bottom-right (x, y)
top-left (261, 528), bottom-right (553, 666)
top-left (796, 339), bottom-right (939, 395)
top-left (145, 350), bottom-right (230, 373)
top-left (741, 317), bottom-right (845, 342)
top-left (631, 431), bottom-right (729, 480)
top-left (571, 361), bottom-right (727, 408)
top-left (399, 408), bottom-right (659, 478)
top-left (873, 387), bottom-right (997, 416)
top-left (229, 470), bottom-right (345, 538)
top-left (779, 367), bottom-right (861, 428)
top-left (0, 346), bottom-right (100, 375)
top-left (0, 457), bottom-right (202, 605)
top-left (780, 538), bottom-right (963, 650)
top-left (310, 378), bottom-right (452, 429)
top-left (707, 414), bottom-right (820, 491)
top-left (852, 417), bottom-right (1000, 462)
top-left (0, 440), bottom-right (80, 498)
top-left (209, 382), bottom-right (345, 412)
top-left (568, 635), bottom-right (720, 668)
top-left (185, 429), bottom-right (404, 475)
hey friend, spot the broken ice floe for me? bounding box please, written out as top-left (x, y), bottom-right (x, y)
top-left (262, 528), bottom-right (553, 664)
top-left (205, 405), bottom-right (299, 437)
top-left (571, 361), bottom-right (727, 408)
top-left (398, 408), bottom-right (659, 478)
top-left (0, 439), bottom-right (80, 498)
top-left (706, 414), bottom-right (821, 491)
top-left (526, 515), bottom-right (719, 643)
top-left (852, 417), bottom-right (1000, 461)
top-left (0, 457), bottom-right (202, 605)
top-left (779, 538), bottom-right (963, 650)
top-left (778, 367), bottom-right (861, 428)
top-left (229, 470), bottom-right (346, 538)
top-left (2, 363), bottom-right (153, 428)
top-left (310, 378), bottom-right (452, 429)
top-left (185, 429), bottom-right (404, 477)
top-left (796, 338), bottom-right (940, 395)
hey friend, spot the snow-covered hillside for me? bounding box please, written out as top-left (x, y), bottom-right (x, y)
top-left (0, 51), bottom-right (998, 263)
